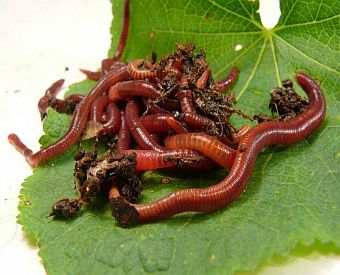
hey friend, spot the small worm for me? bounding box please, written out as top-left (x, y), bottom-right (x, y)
top-left (127, 60), bottom-right (160, 80)
top-left (117, 111), bottom-right (131, 151)
top-left (164, 133), bottom-right (236, 169)
top-left (50, 94), bottom-right (85, 115)
top-left (9, 66), bottom-right (130, 167)
top-left (38, 79), bottom-right (65, 119)
top-left (111, 72), bottom-right (326, 226)
top-left (108, 80), bottom-right (161, 102)
top-left (124, 100), bottom-right (165, 152)
top-left (177, 89), bottom-right (195, 113)
top-left (196, 69), bottom-right (211, 89)
top-left (80, 69), bottom-right (101, 81)
top-left (213, 67), bottom-right (239, 93)
top-left (139, 114), bottom-right (188, 134)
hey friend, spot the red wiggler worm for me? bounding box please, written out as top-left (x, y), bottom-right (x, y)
top-left (213, 67), bottom-right (239, 93)
top-left (139, 114), bottom-right (188, 134)
top-left (38, 79), bottom-right (65, 119)
top-left (127, 59), bottom-right (160, 80)
top-left (101, 102), bottom-right (121, 135)
top-left (164, 133), bottom-right (236, 169)
top-left (90, 96), bottom-right (109, 123)
top-left (110, 72), bottom-right (326, 226)
top-left (108, 80), bottom-right (161, 102)
top-left (116, 111), bottom-right (131, 151)
top-left (8, 67), bottom-right (130, 167)
top-left (124, 100), bottom-right (165, 152)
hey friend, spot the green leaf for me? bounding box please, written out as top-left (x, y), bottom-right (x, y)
top-left (19, 1), bottom-right (340, 275)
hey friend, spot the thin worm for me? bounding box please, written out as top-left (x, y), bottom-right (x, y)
top-left (164, 133), bottom-right (236, 169)
top-left (9, 66), bottom-right (130, 167)
top-left (110, 72), bottom-right (326, 226)
top-left (112, 0), bottom-right (130, 61)
top-left (108, 80), bottom-right (161, 102)
top-left (139, 114), bottom-right (188, 134)
top-left (213, 67), bottom-right (239, 93)
top-left (127, 60), bottom-right (160, 80)
top-left (177, 90), bottom-right (195, 113)
top-left (38, 79), bottom-right (65, 119)
top-left (117, 111), bottom-right (131, 151)
top-left (50, 94), bottom-right (85, 115)
top-left (80, 69), bottom-right (101, 81)
top-left (125, 100), bottom-right (165, 152)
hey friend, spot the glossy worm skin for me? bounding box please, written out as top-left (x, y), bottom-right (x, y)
top-left (213, 67), bottom-right (239, 93)
top-left (90, 96), bottom-right (109, 123)
top-left (38, 79), bottom-right (65, 119)
top-left (165, 133), bottom-right (236, 169)
top-left (112, 73), bottom-right (326, 226)
top-left (127, 60), bottom-right (160, 80)
top-left (108, 80), bottom-right (160, 102)
top-left (9, 67), bottom-right (130, 167)
top-left (125, 100), bottom-right (165, 152)
top-left (140, 114), bottom-right (188, 134)
top-left (117, 111), bottom-right (131, 151)
top-left (101, 103), bottom-right (121, 135)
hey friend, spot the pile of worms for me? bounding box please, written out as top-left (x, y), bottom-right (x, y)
top-left (8, 0), bottom-right (326, 227)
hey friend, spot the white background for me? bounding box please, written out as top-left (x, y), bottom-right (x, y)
top-left (0, 0), bottom-right (339, 274)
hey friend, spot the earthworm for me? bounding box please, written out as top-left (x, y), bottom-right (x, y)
top-left (101, 103), bottom-right (121, 135)
top-left (196, 69), bottom-right (211, 89)
top-left (112, 0), bottom-right (130, 61)
top-left (139, 114), bottom-right (188, 134)
top-left (90, 96), bottom-right (109, 123)
top-left (80, 69), bottom-right (101, 81)
top-left (164, 133), bottom-right (236, 169)
top-left (127, 60), bottom-right (160, 80)
top-left (121, 149), bottom-right (209, 171)
top-left (177, 89), bottom-right (216, 130)
top-left (111, 72), bottom-right (326, 226)
top-left (124, 100), bottom-right (164, 152)
top-left (108, 80), bottom-right (161, 101)
top-left (116, 111), bottom-right (131, 151)
top-left (213, 67), bottom-right (239, 93)
top-left (9, 66), bottom-right (130, 167)
top-left (38, 79), bottom-right (65, 119)
top-left (50, 94), bottom-right (85, 115)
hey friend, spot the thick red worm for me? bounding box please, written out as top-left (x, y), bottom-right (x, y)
top-left (108, 80), bottom-right (161, 102)
top-left (177, 89), bottom-right (215, 130)
top-left (38, 79), bottom-right (65, 119)
top-left (164, 133), bottom-right (236, 169)
top-left (139, 114), bottom-right (188, 134)
top-left (213, 67), bottom-right (239, 93)
top-left (90, 96), bottom-right (109, 123)
top-left (101, 102), bottom-right (121, 135)
top-left (110, 72), bottom-right (326, 226)
top-left (117, 111), bottom-right (131, 151)
top-left (124, 100), bottom-right (165, 152)
top-left (121, 149), bottom-right (211, 171)
top-left (127, 59), bottom-right (160, 80)
top-left (9, 67), bottom-right (130, 167)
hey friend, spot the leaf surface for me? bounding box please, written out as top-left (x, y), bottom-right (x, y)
top-left (19, 1), bottom-right (340, 274)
